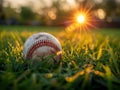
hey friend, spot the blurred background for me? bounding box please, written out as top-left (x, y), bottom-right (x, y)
top-left (0, 0), bottom-right (120, 28)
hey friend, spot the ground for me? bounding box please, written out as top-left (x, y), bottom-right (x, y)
top-left (0, 26), bottom-right (120, 90)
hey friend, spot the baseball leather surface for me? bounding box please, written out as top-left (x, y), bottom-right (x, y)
top-left (23, 32), bottom-right (62, 63)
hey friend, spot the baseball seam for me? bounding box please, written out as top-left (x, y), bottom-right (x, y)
top-left (26, 40), bottom-right (61, 59)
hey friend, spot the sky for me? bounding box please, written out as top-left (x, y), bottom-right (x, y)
top-left (3, 0), bottom-right (120, 12)
top-left (3, 0), bottom-right (120, 7)
top-left (4, 0), bottom-right (49, 8)
top-left (3, 0), bottom-right (77, 13)
top-left (3, 0), bottom-right (76, 8)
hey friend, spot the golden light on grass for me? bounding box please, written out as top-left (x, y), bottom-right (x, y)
top-left (65, 7), bottom-right (97, 49)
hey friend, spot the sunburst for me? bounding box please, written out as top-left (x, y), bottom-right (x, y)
top-left (77, 14), bottom-right (85, 24)
top-left (65, 1), bottom-right (97, 33)
top-left (65, 2), bottom-right (97, 46)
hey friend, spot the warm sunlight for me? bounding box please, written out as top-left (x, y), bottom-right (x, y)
top-left (66, 7), bottom-right (95, 32)
top-left (77, 15), bottom-right (85, 24)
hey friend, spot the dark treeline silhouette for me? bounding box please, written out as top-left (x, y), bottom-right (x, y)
top-left (0, 0), bottom-right (120, 28)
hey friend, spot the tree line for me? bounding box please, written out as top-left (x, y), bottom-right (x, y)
top-left (0, 0), bottom-right (120, 26)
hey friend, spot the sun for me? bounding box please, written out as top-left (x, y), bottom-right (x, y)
top-left (66, 5), bottom-right (97, 33)
top-left (77, 15), bottom-right (85, 24)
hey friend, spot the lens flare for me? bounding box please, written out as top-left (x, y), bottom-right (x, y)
top-left (73, 10), bottom-right (90, 27)
top-left (64, 1), bottom-right (97, 52)
top-left (65, 0), bottom-right (98, 34)
top-left (65, 8), bottom-right (97, 33)
top-left (77, 15), bottom-right (85, 24)
top-left (77, 15), bottom-right (85, 23)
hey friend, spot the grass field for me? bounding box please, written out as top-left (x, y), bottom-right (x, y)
top-left (0, 25), bottom-right (120, 90)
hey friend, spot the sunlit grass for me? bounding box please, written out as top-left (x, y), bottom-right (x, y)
top-left (0, 26), bottom-right (120, 90)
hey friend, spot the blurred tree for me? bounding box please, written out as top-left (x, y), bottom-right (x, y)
top-left (4, 5), bottom-right (18, 19)
top-left (1, 0), bottom-right (120, 26)
top-left (75, 0), bottom-right (94, 9)
top-left (50, 0), bottom-right (68, 25)
top-left (75, 0), bottom-right (119, 18)
top-left (104, 0), bottom-right (117, 17)
top-left (38, 0), bottom-right (69, 25)
top-left (116, 2), bottom-right (120, 16)
top-left (4, 5), bottom-right (20, 25)
top-left (0, 0), bottom-right (6, 24)
top-left (20, 6), bottom-right (35, 22)
top-left (0, 0), bottom-right (3, 12)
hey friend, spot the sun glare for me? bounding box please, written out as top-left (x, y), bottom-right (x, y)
top-left (77, 15), bottom-right (85, 24)
top-left (66, 4), bottom-right (97, 33)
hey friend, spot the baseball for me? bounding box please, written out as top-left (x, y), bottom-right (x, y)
top-left (23, 32), bottom-right (62, 64)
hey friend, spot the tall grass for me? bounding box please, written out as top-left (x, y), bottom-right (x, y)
top-left (0, 26), bottom-right (120, 90)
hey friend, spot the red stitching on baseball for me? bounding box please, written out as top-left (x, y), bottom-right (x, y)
top-left (26, 40), bottom-right (61, 59)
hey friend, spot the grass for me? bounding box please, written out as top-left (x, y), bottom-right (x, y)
top-left (0, 25), bottom-right (120, 90)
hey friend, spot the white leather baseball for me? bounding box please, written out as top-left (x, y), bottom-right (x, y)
top-left (23, 32), bottom-right (62, 63)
